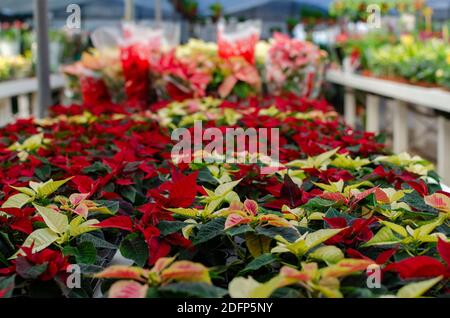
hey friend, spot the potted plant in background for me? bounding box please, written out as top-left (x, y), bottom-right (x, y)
top-left (170, 0), bottom-right (199, 38)
top-left (210, 2), bottom-right (223, 24)
top-left (286, 17), bottom-right (298, 36)
top-left (0, 22), bottom-right (20, 57)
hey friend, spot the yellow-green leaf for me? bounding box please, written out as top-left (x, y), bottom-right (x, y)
top-left (9, 186), bottom-right (36, 197)
top-left (215, 179), bottom-right (242, 196)
top-left (309, 246), bottom-right (344, 264)
top-left (33, 204), bottom-right (68, 234)
top-left (305, 228), bottom-right (344, 249)
top-left (245, 233), bottom-right (272, 258)
top-left (228, 276), bottom-right (285, 298)
top-left (36, 177), bottom-right (73, 198)
top-left (380, 221), bottom-right (408, 238)
top-left (167, 208), bottom-right (200, 219)
top-left (397, 276), bottom-right (442, 298)
top-left (414, 218), bottom-right (444, 238)
top-left (362, 227), bottom-right (402, 247)
top-left (69, 219), bottom-right (100, 237)
top-left (12, 228), bottom-right (59, 257)
top-left (1, 193), bottom-right (32, 209)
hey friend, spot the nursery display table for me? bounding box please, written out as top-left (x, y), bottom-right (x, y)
top-left (326, 68), bottom-right (450, 184)
top-left (0, 74), bottom-right (66, 126)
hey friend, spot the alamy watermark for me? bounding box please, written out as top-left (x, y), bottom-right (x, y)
top-left (66, 264), bottom-right (81, 289)
top-left (366, 264), bottom-right (382, 289)
top-left (367, 4), bottom-right (381, 29)
top-left (171, 121), bottom-right (280, 174)
top-left (66, 4), bottom-right (81, 29)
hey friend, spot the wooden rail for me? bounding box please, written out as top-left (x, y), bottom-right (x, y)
top-left (0, 74), bottom-right (66, 126)
top-left (326, 69), bottom-right (450, 184)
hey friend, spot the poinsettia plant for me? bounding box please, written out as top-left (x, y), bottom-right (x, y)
top-left (0, 78), bottom-right (448, 299)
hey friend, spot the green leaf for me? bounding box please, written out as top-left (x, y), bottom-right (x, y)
top-left (34, 165), bottom-right (52, 181)
top-left (309, 246), bottom-right (344, 264)
top-left (157, 221), bottom-right (190, 236)
top-left (396, 276), bottom-right (443, 298)
top-left (94, 200), bottom-right (120, 214)
top-left (193, 218), bottom-right (226, 245)
top-left (0, 275), bottom-right (15, 298)
top-left (240, 254), bottom-right (277, 274)
top-left (15, 258), bottom-right (48, 280)
top-left (303, 197), bottom-right (336, 209)
top-left (159, 282), bottom-right (228, 298)
top-left (63, 241), bottom-right (97, 264)
top-left (82, 162), bottom-right (112, 174)
top-left (362, 227), bottom-right (402, 247)
top-left (119, 234), bottom-right (149, 267)
top-left (78, 233), bottom-right (117, 250)
top-left (1, 193), bottom-right (32, 209)
top-left (33, 204), bottom-right (68, 234)
top-left (256, 226), bottom-right (300, 242)
top-left (121, 186), bottom-right (137, 203)
top-left (226, 224), bottom-right (255, 237)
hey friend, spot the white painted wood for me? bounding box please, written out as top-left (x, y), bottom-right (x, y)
top-left (0, 99), bottom-right (13, 127)
top-left (17, 94), bottom-right (31, 118)
top-left (390, 100), bottom-right (409, 153)
top-left (124, 0), bottom-right (135, 21)
top-left (0, 75), bottom-right (65, 99)
top-left (438, 116), bottom-right (450, 185)
top-left (344, 88), bottom-right (356, 128)
top-left (0, 75), bottom-right (65, 122)
top-left (366, 94), bottom-right (380, 134)
top-left (31, 93), bottom-right (39, 118)
top-left (326, 69), bottom-right (450, 113)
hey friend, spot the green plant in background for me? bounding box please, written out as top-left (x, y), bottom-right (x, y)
top-left (367, 36), bottom-right (450, 89)
top-left (209, 2), bottom-right (223, 23)
top-left (329, 0), bottom-right (426, 22)
top-left (286, 17), bottom-right (299, 35)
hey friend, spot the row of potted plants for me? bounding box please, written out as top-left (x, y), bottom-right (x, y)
top-left (334, 31), bottom-right (450, 89)
top-left (0, 92), bottom-right (448, 298)
top-left (62, 29), bottom-right (327, 106)
top-left (329, 0), bottom-right (428, 23)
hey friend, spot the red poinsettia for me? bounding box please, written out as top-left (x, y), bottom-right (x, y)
top-left (384, 238), bottom-right (450, 279)
top-left (324, 217), bottom-right (378, 247)
top-left (0, 246), bottom-right (70, 282)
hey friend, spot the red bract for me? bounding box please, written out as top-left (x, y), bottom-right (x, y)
top-left (346, 248), bottom-right (397, 265)
top-left (304, 168), bottom-right (354, 183)
top-left (6, 247), bottom-right (70, 282)
top-left (265, 175), bottom-right (315, 209)
top-left (121, 44), bottom-right (150, 107)
top-left (80, 76), bottom-right (111, 106)
top-left (0, 207), bottom-right (37, 235)
top-left (148, 171), bottom-right (199, 208)
top-left (385, 239), bottom-right (450, 279)
top-left (95, 216), bottom-right (134, 232)
top-left (324, 217), bottom-right (378, 247)
top-left (371, 166), bottom-right (429, 196)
